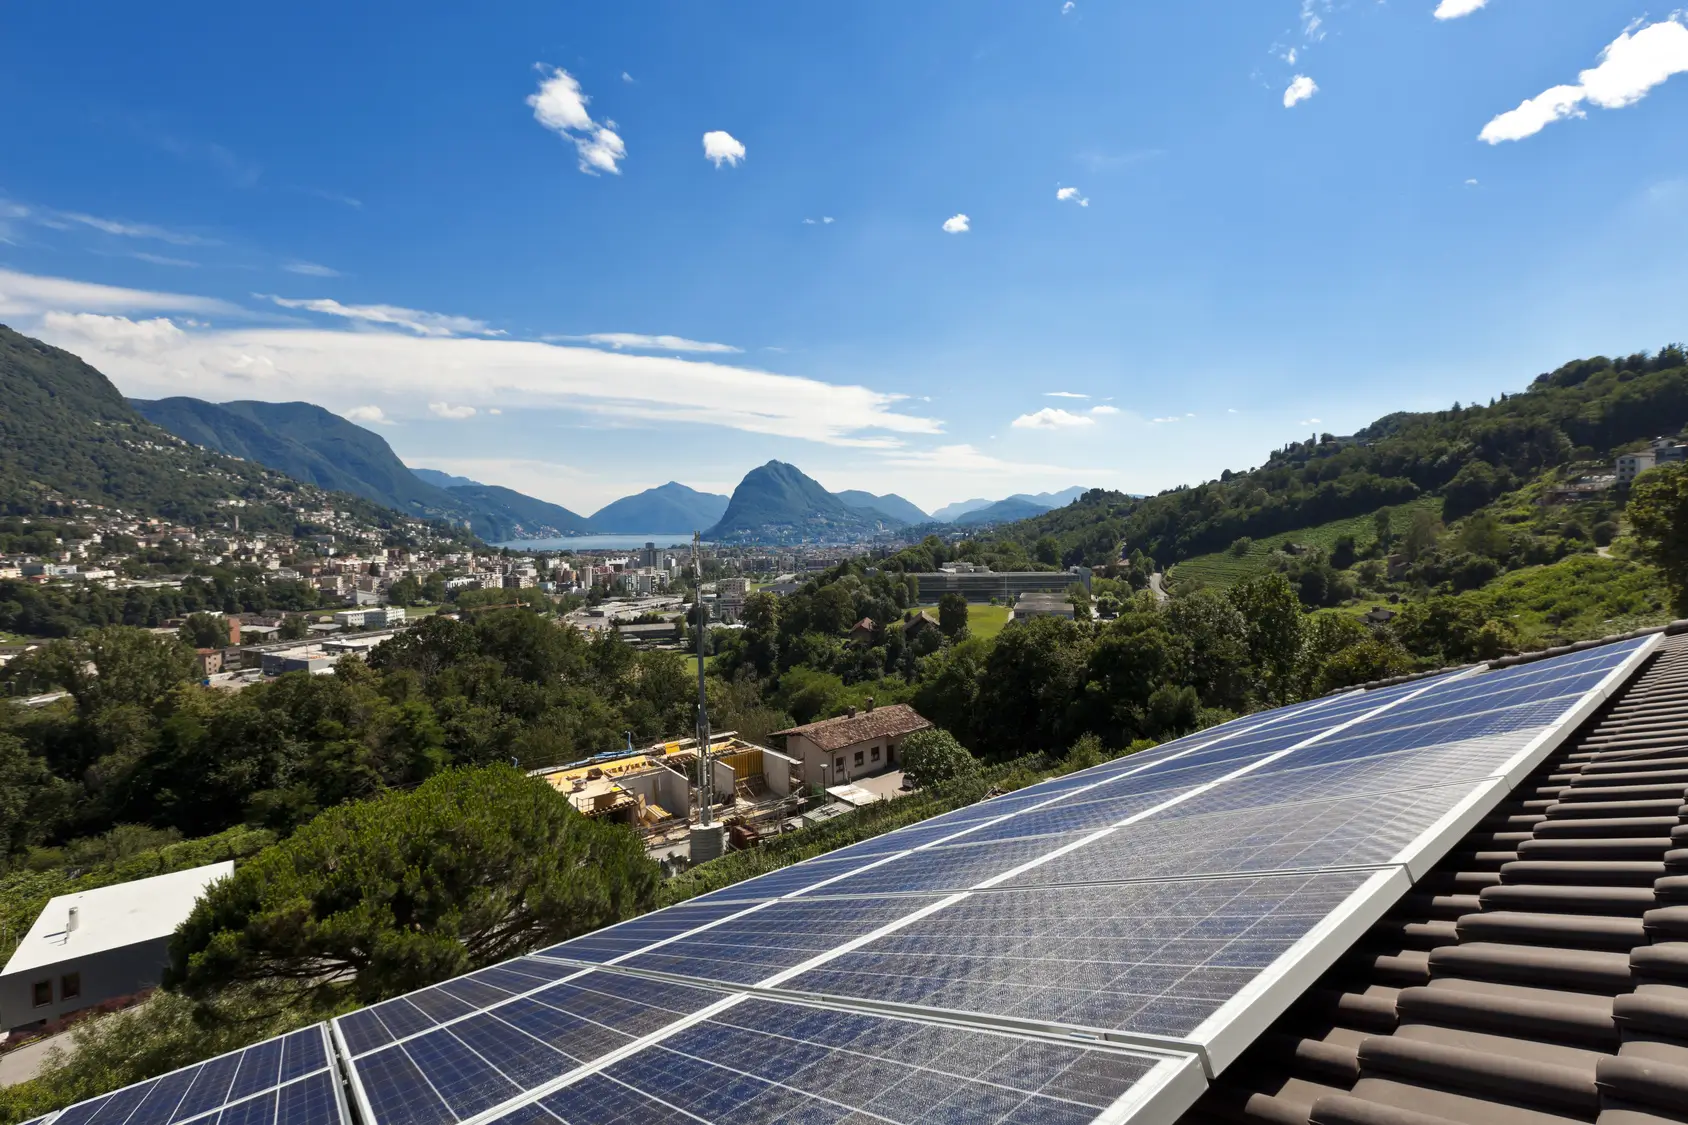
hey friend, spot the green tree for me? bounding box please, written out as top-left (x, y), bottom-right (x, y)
top-left (974, 617), bottom-right (1093, 756)
top-left (1401, 508), bottom-right (1444, 562)
top-left (1456, 513), bottom-right (1510, 560)
top-left (1373, 507), bottom-right (1394, 551)
top-left (277, 614), bottom-right (310, 641)
top-left (1228, 536), bottom-right (1253, 557)
top-left (937, 593), bottom-right (969, 639)
top-left (167, 765), bottom-right (659, 1007)
top-left (740, 592), bottom-right (781, 678)
top-left (1228, 574), bottom-right (1304, 703)
top-left (1628, 462), bottom-right (1688, 615)
top-left (897, 728), bottom-right (980, 789)
top-left (385, 575), bottom-right (422, 606)
top-left (39, 627), bottom-right (197, 716)
top-left (178, 613), bottom-right (229, 650)
top-left (1034, 537), bottom-right (1061, 566)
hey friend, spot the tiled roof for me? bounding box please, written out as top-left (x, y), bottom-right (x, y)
top-left (1178, 630), bottom-right (1688, 1125)
top-left (770, 703), bottom-right (932, 752)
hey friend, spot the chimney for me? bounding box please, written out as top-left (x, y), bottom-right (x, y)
top-left (67, 906), bottom-right (79, 933)
top-left (846, 706), bottom-right (857, 719)
top-left (866, 697), bottom-right (876, 713)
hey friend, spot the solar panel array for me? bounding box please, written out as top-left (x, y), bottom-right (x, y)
top-left (30, 635), bottom-right (1659, 1125)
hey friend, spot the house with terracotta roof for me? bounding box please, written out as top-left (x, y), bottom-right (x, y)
top-left (772, 702), bottom-right (932, 790)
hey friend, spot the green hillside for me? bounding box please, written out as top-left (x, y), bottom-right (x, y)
top-left (1173, 497), bottom-right (1444, 588)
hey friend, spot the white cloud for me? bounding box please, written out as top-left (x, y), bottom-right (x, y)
top-left (55, 211), bottom-right (212, 246)
top-left (0, 268), bottom-right (238, 318)
top-left (16, 268), bottom-right (942, 449)
top-left (1299, 417), bottom-right (1323, 426)
top-left (621, 72), bottom-right (634, 83)
top-left (1011, 407), bottom-right (1095, 430)
top-left (1465, 178), bottom-right (1479, 185)
top-left (131, 252), bottom-right (198, 268)
top-left (1045, 391), bottom-right (1088, 398)
top-left (344, 405), bottom-right (391, 425)
top-left (1284, 74), bottom-right (1319, 108)
top-left (942, 213), bottom-right (970, 233)
top-left (39, 312), bottom-right (187, 355)
top-left (1227, 408), bottom-right (1239, 414)
top-left (266, 295), bottom-right (502, 338)
top-left (1056, 186), bottom-right (1090, 207)
top-left (1433, 0), bottom-right (1488, 19)
top-left (429, 402), bottom-right (477, 420)
top-left (1089, 404), bottom-right (1120, 416)
top-left (1061, 1), bottom-right (1074, 13)
top-left (283, 260), bottom-right (340, 278)
top-left (526, 65), bottom-right (626, 175)
top-left (702, 131), bottom-right (746, 168)
top-left (1151, 416), bottom-right (1181, 424)
top-left (823, 216), bottom-right (834, 224)
top-left (548, 332), bottom-right (741, 354)
top-left (1481, 17), bottom-right (1688, 143)
top-left (1301, 0), bottom-right (1328, 41)
top-left (804, 215), bottom-right (835, 225)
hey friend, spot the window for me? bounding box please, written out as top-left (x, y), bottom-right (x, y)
top-left (31, 980), bottom-right (51, 1007)
top-left (870, 745), bottom-right (881, 761)
top-left (834, 756), bottom-right (844, 772)
top-left (60, 972), bottom-right (80, 1001)
top-left (854, 750), bottom-right (865, 767)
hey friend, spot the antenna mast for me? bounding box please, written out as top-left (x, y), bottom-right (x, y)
top-left (693, 531), bottom-right (713, 826)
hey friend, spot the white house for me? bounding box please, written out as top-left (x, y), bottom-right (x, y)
top-left (0, 861), bottom-right (232, 1031)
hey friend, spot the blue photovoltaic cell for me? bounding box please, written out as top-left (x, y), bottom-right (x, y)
top-left (345, 971), bottom-right (728, 1125)
top-left (688, 854), bottom-right (876, 904)
top-left (337, 956), bottom-right (582, 1057)
top-left (786, 871), bottom-right (1377, 1038)
top-left (783, 834), bottom-right (1076, 897)
top-left (622, 894), bottom-right (951, 985)
top-left (45, 1025), bottom-right (339, 1125)
top-left (1007, 781), bottom-right (1483, 887)
top-left (496, 996), bottom-right (1165, 1125)
top-left (537, 898), bottom-right (760, 960)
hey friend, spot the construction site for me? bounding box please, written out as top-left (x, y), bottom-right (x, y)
top-left (528, 732), bottom-right (812, 863)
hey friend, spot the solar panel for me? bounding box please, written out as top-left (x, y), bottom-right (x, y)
top-left (472, 997), bottom-right (1201, 1125)
top-left (45, 1024), bottom-right (345, 1125)
top-left (32, 634), bottom-right (1662, 1125)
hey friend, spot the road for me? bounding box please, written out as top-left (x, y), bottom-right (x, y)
top-left (1148, 571), bottom-right (1169, 604)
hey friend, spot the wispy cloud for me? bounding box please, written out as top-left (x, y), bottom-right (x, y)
top-left (130, 252), bottom-right (198, 268)
top-left (1012, 407), bottom-right (1094, 430)
top-left (702, 130), bottom-right (747, 168)
top-left (16, 268), bottom-right (943, 449)
top-left (429, 402), bottom-right (477, 420)
top-left (1045, 391), bottom-right (1088, 399)
top-left (1061, 2), bottom-right (1075, 14)
top-left (1433, 0), bottom-right (1488, 19)
top-left (942, 213), bottom-right (970, 234)
top-left (1056, 186), bottom-right (1089, 207)
top-left (300, 188), bottom-right (362, 209)
top-left (621, 72), bottom-right (634, 83)
top-left (1299, 417), bottom-right (1323, 427)
top-left (802, 216), bottom-right (836, 225)
top-left (527, 65), bottom-right (626, 175)
top-left (547, 332), bottom-right (741, 354)
top-left (55, 209), bottom-right (214, 246)
top-left (266, 295), bottom-right (503, 338)
top-left (1284, 74), bottom-right (1319, 108)
top-left (1480, 17), bottom-right (1688, 143)
top-left (1089, 404), bottom-right (1120, 416)
top-left (0, 268), bottom-right (239, 318)
top-left (283, 260), bottom-right (341, 278)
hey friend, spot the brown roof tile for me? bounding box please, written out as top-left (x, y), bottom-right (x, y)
top-left (770, 703), bottom-right (932, 751)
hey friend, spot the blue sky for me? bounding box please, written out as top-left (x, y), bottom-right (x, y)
top-left (3, 0), bottom-right (1687, 516)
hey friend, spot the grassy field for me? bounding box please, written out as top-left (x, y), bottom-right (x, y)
top-left (915, 603), bottom-right (1013, 641)
top-left (1171, 497), bottom-right (1444, 588)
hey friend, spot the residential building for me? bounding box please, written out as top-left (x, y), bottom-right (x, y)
top-left (194, 648), bottom-right (225, 677)
top-left (772, 702), bottom-right (933, 789)
top-left (0, 862), bottom-right (232, 1031)
top-left (848, 617), bottom-right (877, 645)
top-left (333, 606), bottom-right (406, 630)
top-left (1617, 449), bottom-right (1657, 484)
top-left (900, 609), bottom-right (942, 642)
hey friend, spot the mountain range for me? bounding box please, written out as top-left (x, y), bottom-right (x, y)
top-left (131, 397), bottom-right (593, 541)
top-left (129, 392), bottom-right (1090, 543)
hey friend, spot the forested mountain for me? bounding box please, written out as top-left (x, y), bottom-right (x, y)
top-left (951, 496), bottom-right (1052, 526)
top-left (589, 482), bottom-right (730, 531)
top-left (0, 326), bottom-right (395, 533)
top-left (998, 347), bottom-right (1688, 569)
top-left (705, 461), bottom-right (884, 541)
top-left (834, 490), bottom-right (927, 525)
top-left (133, 397), bottom-right (590, 540)
top-left (410, 467), bottom-right (481, 489)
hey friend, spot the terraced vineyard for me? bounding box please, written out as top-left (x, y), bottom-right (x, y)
top-left (1170, 496), bottom-right (1444, 588)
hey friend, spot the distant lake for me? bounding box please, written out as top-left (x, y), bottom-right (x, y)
top-left (495, 533), bottom-right (704, 551)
